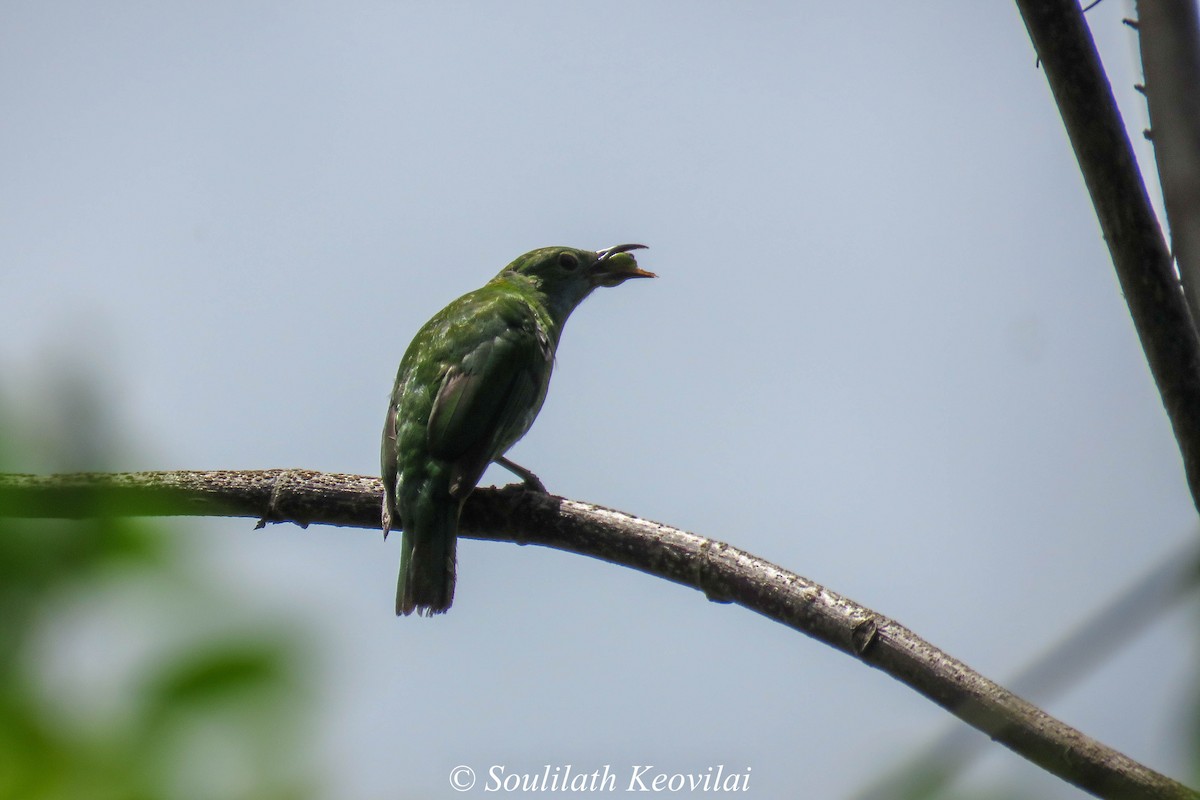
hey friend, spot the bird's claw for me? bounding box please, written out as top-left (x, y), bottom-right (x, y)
top-left (520, 473), bottom-right (548, 494)
top-left (496, 456), bottom-right (548, 494)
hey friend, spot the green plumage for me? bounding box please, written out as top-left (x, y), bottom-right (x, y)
top-left (382, 244), bottom-right (654, 616)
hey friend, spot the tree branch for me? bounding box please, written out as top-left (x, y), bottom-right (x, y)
top-left (854, 538), bottom-right (1200, 800)
top-left (1014, 0), bottom-right (1200, 515)
top-left (0, 469), bottom-right (1194, 800)
top-left (1138, 0), bottom-right (1200, 332)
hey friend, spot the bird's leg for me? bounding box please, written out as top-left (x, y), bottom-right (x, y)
top-left (496, 456), bottom-right (548, 493)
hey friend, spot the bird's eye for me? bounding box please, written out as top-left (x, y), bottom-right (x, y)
top-left (558, 252), bottom-right (580, 270)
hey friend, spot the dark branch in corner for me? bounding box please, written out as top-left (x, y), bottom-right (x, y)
top-left (1014, 0), bottom-right (1200, 515)
top-left (1138, 0), bottom-right (1200, 333)
top-left (0, 469), bottom-right (1195, 800)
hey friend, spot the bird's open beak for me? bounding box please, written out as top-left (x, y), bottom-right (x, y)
top-left (591, 243), bottom-right (656, 286)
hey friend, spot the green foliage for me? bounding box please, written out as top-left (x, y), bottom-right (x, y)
top-left (0, 408), bottom-right (317, 800)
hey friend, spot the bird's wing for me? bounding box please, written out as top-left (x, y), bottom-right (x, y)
top-left (380, 401), bottom-right (399, 533)
top-left (426, 304), bottom-right (549, 499)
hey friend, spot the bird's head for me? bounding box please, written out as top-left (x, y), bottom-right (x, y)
top-left (500, 244), bottom-right (655, 312)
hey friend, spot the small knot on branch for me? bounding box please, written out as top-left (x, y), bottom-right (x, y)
top-left (851, 616), bottom-right (879, 656)
top-left (695, 539), bottom-right (734, 604)
top-left (255, 469), bottom-right (312, 529)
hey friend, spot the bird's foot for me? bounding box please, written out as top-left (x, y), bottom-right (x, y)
top-left (496, 456), bottom-right (548, 493)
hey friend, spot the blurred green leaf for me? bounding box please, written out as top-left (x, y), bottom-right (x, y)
top-left (139, 640), bottom-right (294, 734)
top-left (0, 390), bottom-right (317, 800)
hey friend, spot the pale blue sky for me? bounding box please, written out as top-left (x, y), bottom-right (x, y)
top-left (2, 2), bottom-right (1195, 798)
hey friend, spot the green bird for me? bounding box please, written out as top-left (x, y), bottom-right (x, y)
top-left (382, 244), bottom-right (655, 616)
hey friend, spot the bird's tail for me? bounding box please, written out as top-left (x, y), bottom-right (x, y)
top-left (396, 500), bottom-right (459, 616)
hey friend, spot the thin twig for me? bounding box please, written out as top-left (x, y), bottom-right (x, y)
top-left (0, 469), bottom-right (1194, 800)
top-left (853, 537), bottom-right (1200, 800)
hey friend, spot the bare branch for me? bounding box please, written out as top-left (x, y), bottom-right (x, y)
top-left (0, 469), bottom-right (1194, 800)
top-left (1015, 0), bottom-right (1200, 515)
top-left (1138, 0), bottom-right (1200, 328)
top-left (854, 538), bottom-right (1200, 800)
